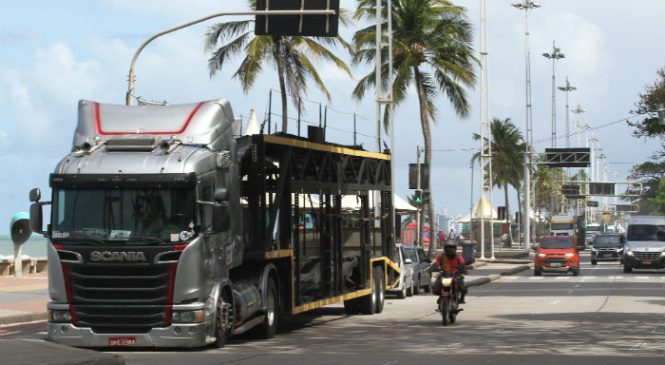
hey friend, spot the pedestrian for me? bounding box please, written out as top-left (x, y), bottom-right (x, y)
top-left (438, 230), bottom-right (445, 243)
top-left (449, 228), bottom-right (456, 242)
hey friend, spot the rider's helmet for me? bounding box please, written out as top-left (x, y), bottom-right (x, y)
top-left (443, 241), bottom-right (457, 258)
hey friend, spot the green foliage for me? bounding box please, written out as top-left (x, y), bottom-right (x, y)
top-left (629, 67), bottom-right (665, 138)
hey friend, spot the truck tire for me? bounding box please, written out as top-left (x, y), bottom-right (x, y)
top-left (623, 263), bottom-right (633, 273)
top-left (373, 266), bottom-right (385, 314)
top-left (360, 274), bottom-right (378, 314)
top-left (257, 278), bottom-right (278, 339)
top-left (214, 289), bottom-right (233, 348)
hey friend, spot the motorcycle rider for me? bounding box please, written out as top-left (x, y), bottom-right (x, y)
top-left (435, 241), bottom-right (468, 303)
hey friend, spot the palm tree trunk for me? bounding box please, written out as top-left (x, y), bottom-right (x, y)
top-left (504, 184), bottom-right (512, 247)
top-left (272, 36), bottom-right (288, 133)
top-left (414, 67), bottom-right (437, 257)
top-left (516, 186), bottom-right (523, 246)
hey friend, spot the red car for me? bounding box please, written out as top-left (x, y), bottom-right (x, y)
top-left (534, 236), bottom-right (580, 276)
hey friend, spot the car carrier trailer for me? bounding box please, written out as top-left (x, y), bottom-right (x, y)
top-left (29, 99), bottom-right (400, 348)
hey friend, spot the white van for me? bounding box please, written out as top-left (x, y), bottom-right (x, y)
top-left (623, 215), bottom-right (665, 273)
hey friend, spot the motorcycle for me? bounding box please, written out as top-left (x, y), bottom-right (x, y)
top-left (434, 271), bottom-right (462, 326)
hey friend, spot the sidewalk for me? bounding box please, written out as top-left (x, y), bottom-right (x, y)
top-left (0, 273), bottom-right (49, 325)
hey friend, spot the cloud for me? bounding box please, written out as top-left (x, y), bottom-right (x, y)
top-left (0, 130), bottom-right (7, 147)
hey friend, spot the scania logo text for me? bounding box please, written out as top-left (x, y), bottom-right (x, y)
top-left (90, 251), bottom-right (147, 262)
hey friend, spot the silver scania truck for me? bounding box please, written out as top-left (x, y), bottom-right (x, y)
top-left (29, 99), bottom-right (400, 348)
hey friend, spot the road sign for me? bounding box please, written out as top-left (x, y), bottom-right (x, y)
top-left (562, 184), bottom-right (580, 195)
top-left (255, 0), bottom-right (340, 37)
top-left (589, 182), bottom-right (615, 196)
top-left (615, 204), bottom-right (639, 212)
top-left (587, 200), bottom-right (599, 207)
top-left (544, 148), bottom-right (591, 167)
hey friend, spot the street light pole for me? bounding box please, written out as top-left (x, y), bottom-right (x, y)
top-left (124, 9), bottom-right (336, 105)
top-left (512, 0), bottom-right (540, 252)
top-left (558, 76), bottom-right (577, 148)
top-left (542, 41), bottom-right (565, 147)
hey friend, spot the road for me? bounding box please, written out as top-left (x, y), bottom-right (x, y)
top-left (3, 253), bottom-right (664, 365)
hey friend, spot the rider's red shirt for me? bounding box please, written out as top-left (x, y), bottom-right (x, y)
top-left (436, 255), bottom-right (465, 273)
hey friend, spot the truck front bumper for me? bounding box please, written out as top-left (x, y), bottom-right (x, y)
top-left (47, 322), bottom-right (210, 348)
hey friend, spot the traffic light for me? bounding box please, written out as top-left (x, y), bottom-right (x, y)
top-left (414, 190), bottom-right (422, 205)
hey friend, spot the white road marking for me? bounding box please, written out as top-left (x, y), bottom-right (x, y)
top-left (502, 276), bottom-right (519, 280)
top-left (630, 342), bottom-right (647, 351)
top-left (573, 284), bottom-right (581, 288)
top-left (615, 276), bottom-right (623, 280)
top-left (555, 276), bottom-right (570, 280)
top-left (529, 277), bottom-right (544, 280)
top-left (583, 276), bottom-right (596, 279)
top-left (549, 299), bottom-right (561, 305)
top-left (635, 276), bottom-right (650, 280)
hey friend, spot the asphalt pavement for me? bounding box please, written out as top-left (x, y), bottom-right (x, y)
top-left (2, 253), bottom-right (664, 365)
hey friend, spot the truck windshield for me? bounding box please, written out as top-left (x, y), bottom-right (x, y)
top-left (51, 188), bottom-right (195, 244)
top-left (551, 223), bottom-right (574, 230)
top-left (627, 225), bottom-right (665, 241)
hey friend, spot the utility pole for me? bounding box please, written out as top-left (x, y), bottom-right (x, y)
top-left (542, 41), bottom-right (565, 147)
top-left (558, 76), bottom-right (577, 148)
top-left (416, 146), bottom-right (423, 247)
top-left (512, 0), bottom-right (540, 252)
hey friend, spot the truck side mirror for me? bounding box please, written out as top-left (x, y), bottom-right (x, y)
top-left (212, 203), bottom-right (231, 232)
top-left (29, 188), bottom-right (41, 202)
top-left (29, 202), bottom-right (45, 236)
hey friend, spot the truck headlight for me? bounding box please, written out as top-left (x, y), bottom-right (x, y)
top-left (172, 310), bottom-right (205, 323)
top-left (660, 251), bottom-right (665, 257)
top-left (49, 310), bottom-right (72, 323)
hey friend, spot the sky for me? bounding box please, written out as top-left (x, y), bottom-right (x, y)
top-left (1, 0), bottom-right (664, 234)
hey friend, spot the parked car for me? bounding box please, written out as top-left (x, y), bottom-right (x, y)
top-left (533, 236), bottom-right (580, 276)
top-left (590, 233), bottom-right (624, 265)
top-left (623, 215), bottom-right (665, 273)
top-left (413, 246), bottom-right (433, 294)
top-left (388, 243), bottom-right (414, 298)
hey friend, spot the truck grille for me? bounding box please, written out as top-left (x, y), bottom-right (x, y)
top-left (634, 252), bottom-right (661, 260)
top-left (68, 263), bottom-right (172, 333)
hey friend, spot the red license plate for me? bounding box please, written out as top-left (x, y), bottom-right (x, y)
top-left (642, 260), bottom-right (652, 265)
top-left (109, 337), bottom-right (136, 347)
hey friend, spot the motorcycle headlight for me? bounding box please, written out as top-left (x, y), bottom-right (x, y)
top-left (440, 278), bottom-right (453, 286)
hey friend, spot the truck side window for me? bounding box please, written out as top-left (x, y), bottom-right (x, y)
top-left (198, 179), bottom-right (214, 230)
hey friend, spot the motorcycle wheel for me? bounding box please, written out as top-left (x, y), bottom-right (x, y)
top-left (440, 297), bottom-right (449, 326)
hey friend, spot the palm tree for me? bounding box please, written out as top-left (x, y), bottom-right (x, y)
top-left (353, 0), bottom-right (477, 256)
top-left (205, 2), bottom-right (353, 133)
top-left (473, 118), bottom-right (525, 244)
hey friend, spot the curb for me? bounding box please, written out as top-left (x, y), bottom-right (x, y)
top-left (0, 312), bottom-right (48, 326)
top-left (466, 265), bottom-right (531, 288)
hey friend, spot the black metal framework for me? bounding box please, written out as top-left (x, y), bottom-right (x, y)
top-left (544, 148), bottom-right (591, 168)
top-left (239, 134), bottom-right (393, 304)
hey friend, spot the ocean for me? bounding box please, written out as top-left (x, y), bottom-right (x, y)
top-left (0, 235), bottom-right (47, 259)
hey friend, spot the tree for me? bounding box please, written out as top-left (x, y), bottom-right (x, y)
top-left (353, 0), bottom-right (477, 256)
top-left (205, 3), bottom-right (352, 133)
top-left (628, 66), bottom-right (665, 212)
top-left (472, 118), bottom-right (525, 245)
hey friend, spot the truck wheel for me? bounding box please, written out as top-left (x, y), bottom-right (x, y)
top-left (360, 273), bottom-right (378, 314)
top-left (373, 267), bottom-right (385, 314)
top-left (257, 278), bottom-right (278, 339)
top-left (623, 263), bottom-right (633, 273)
top-left (214, 289), bottom-right (233, 348)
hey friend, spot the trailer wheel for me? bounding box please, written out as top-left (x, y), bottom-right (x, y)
top-left (360, 275), bottom-right (378, 314)
top-left (257, 278), bottom-right (278, 339)
top-left (373, 266), bottom-right (385, 314)
top-left (214, 289), bottom-right (233, 348)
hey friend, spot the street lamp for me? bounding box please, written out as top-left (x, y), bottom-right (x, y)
top-left (542, 41), bottom-right (565, 147)
top-left (557, 76), bottom-right (577, 148)
top-left (512, 0), bottom-right (540, 251)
